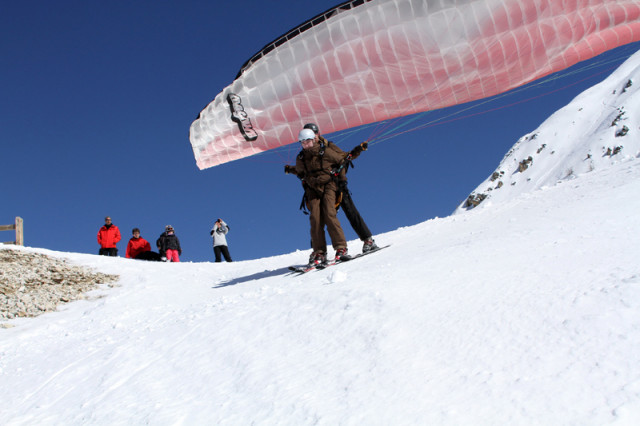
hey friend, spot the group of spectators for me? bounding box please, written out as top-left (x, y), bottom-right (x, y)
top-left (96, 216), bottom-right (232, 262)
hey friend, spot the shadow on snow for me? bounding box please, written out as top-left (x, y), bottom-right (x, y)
top-left (212, 266), bottom-right (294, 288)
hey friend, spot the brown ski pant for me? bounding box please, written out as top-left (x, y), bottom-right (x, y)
top-left (306, 182), bottom-right (347, 253)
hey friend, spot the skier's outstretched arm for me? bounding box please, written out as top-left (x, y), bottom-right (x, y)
top-left (349, 142), bottom-right (368, 159)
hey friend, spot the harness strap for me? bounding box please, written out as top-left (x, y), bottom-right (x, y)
top-left (330, 153), bottom-right (353, 178)
top-left (298, 140), bottom-right (327, 177)
top-left (297, 140), bottom-right (344, 213)
top-left (299, 191), bottom-right (310, 215)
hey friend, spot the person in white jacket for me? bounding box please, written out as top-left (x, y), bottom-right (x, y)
top-left (210, 218), bottom-right (232, 262)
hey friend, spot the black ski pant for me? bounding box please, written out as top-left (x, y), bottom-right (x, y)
top-left (99, 248), bottom-right (118, 256)
top-left (214, 245), bottom-right (233, 262)
top-left (339, 187), bottom-right (372, 242)
top-left (135, 251), bottom-right (163, 261)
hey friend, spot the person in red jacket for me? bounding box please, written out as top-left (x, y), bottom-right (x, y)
top-left (125, 228), bottom-right (151, 259)
top-left (97, 216), bottom-right (121, 256)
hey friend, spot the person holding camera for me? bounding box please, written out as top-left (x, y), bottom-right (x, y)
top-left (210, 218), bottom-right (232, 262)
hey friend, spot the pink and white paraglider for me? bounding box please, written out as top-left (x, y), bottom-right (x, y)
top-left (189, 0), bottom-right (640, 169)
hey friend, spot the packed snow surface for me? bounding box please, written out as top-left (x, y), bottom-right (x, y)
top-left (4, 47), bottom-right (640, 426)
top-left (1, 157), bottom-right (639, 424)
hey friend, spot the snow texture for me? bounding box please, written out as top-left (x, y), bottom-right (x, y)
top-left (456, 49), bottom-right (640, 213)
top-left (2, 52), bottom-right (640, 426)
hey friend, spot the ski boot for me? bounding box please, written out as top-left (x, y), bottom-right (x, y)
top-left (309, 251), bottom-right (327, 267)
top-left (335, 248), bottom-right (351, 262)
top-left (362, 238), bottom-right (378, 254)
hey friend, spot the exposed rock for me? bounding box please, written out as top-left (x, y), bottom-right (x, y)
top-left (615, 126), bottom-right (629, 137)
top-left (0, 249), bottom-right (119, 321)
top-left (518, 156), bottom-right (534, 172)
top-left (604, 145), bottom-right (624, 156)
top-left (464, 193), bottom-right (487, 208)
top-left (490, 171), bottom-right (504, 182)
top-left (611, 108), bottom-right (625, 126)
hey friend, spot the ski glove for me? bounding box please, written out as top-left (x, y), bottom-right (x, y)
top-left (350, 142), bottom-right (368, 157)
top-left (284, 165), bottom-right (296, 174)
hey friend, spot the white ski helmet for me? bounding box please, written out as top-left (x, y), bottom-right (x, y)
top-left (298, 128), bottom-right (315, 142)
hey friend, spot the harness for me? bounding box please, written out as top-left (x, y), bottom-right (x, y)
top-left (297, 140), bottom-right (351, 214)
top-left (297, 140), bottom-right (326, 176)
top-left (297, 142), bottom-right (324, 214)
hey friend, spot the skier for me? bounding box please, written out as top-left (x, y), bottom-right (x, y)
top-left (287, 127), bottom-right (368, 266)
top-left (285, 124), bottom-right (377, 258)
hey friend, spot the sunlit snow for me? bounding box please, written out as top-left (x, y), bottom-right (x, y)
top-left (2, 52), bottom-right (640, 425)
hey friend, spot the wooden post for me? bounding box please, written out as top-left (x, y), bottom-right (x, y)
top-left (0, 217), bottom-right (23, 245)
top-left (15, 216), bottom-right (23, 246)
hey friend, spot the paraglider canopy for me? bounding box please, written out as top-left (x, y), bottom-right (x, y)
top-left (189, 0), bottom-right (640, 170)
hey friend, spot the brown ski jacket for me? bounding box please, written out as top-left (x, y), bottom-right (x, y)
top-left (294, 136), bottom-right (360, 192)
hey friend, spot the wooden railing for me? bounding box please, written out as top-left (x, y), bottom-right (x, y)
top-left (1, 217), bottom-right (23, 246)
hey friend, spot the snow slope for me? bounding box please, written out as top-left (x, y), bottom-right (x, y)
top-left (2, 49), bottom-right (640, 426)
top-left (1, 156), bottom-right (639, 424)
top-left (456, 50), bottom-right (640, 213)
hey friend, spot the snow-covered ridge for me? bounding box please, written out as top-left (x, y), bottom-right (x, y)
top-left (456, 50), bottom-right (640, 213)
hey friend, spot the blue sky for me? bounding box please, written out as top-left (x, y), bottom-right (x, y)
top-left (2, 0), bottom-right (638, 262)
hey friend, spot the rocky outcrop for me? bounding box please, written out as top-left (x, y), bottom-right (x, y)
top-left (0, 249), bottom-right (119, 322)
top-left (455, 58), bottom-right (640, 215)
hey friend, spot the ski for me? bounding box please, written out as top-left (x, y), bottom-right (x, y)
top-left (315, 255), bottom-right (352, 270)
top-left (287, 254), bottom-right (351, 274)
top-left (287, 244), bottom-right (390, 275)
top-left (287, 259), bottom-right (342, 275)
top-left (343, 244), bottom-right (390, 262)
top-left (288, 264), bottom-right (320, 274)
